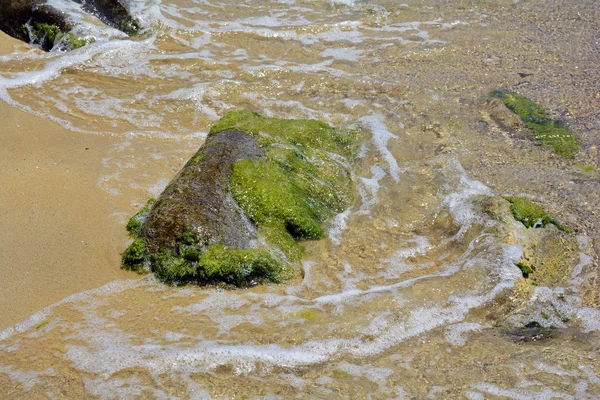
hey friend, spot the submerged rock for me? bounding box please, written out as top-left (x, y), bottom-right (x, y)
top-left (502, 321), bottom-right (559, 343)
top-left (504, 196), bottom-right (568, 232)
top-left (490, 90), bottom-right (579, 157)
top-left (0, 0), bottom-right (139, 51)
top-left (123, 111), bottom-right (357, 286)
top-left (475, 195), bottom-right (578, 329)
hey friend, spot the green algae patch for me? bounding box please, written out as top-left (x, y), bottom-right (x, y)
top-left (26, 22), bottom-right (95, 51)
top-left (150, 249), bottom-right (196, 285)
top-left (126, 199), bottom-right (155, 238)
top-left (504, 196), bottom-right (568, 232)
top-left (491, 90), bottom-right (579, 157)
top-left (217, 110), bottom-right (357, 261)
top-left (149, 244), bottom-right (291, 286)
top-left (197, 244), bottom-right (293, 286)
top-left (515, 261), bottom-right (535, 279)
top-left (28, 22), bottom-right (62, 47)
top-left (231, 159), bottom-right (323, 260)
top-left (121, 18), bottom-right (141, 36)
top-left (66, 33), bottom-right (95, 49)
top-left (298, 309), bottom-right (319, 321)
top-left (209, 109), bottom-right (356, 153)
top-left (122, 238), bottom-right (148, 273)
top-left (122, 199), bottom-right (155, 273)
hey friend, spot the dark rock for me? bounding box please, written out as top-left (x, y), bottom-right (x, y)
top-left (72, 0), bottom-right (140, 34)
top-left (0, 0), bottom-right (139, 51)
top-left (503, 322), bottom-right (559, 343)
top-left (0, 1), bottom-right (70, 46)
top-left (142, 130), bottom-right (265, 254)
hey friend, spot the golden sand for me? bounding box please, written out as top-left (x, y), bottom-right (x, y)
top-left (0, 32), bottom-right (132, 329)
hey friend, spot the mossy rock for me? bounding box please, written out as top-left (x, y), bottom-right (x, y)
top-left (491, 90), bottom-right (579, 158)
top-left (504, 196), bottom-right (568, 232)
top-left (123, 111), bottom-right (357, 286)
top-left (0, 0), bottom-right (139, 51)
top-left (474, 196), bottom-right (577, 329)
top-left (514, 228), bottom-right (576, 287)
top-left (26, 22), bottom-right (96, 51)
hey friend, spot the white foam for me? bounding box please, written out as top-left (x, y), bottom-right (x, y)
top-left (380, 235), bottom-right (431, 278)
top-left (569, 253), bottom-right (593, 285)
top-left (471, 382), bottom-right (574, 400)
top-left (442, 158), bottom-right (494, 239)
top-left (533, 361), bottom-right (573, 377)
top-left (358, 114), bottom-right (402, 182)
top-left (580, 364), bottom-right (600, 384)
top-left (172, 291), bottom-right (250, 315)
top-left (0, 366), bottom-right (55, 391)
top-left (0, 278), bottom-right (147, 342)
top-left (328, 207), bottom-right (352, 244)
top-left (464, 391), bottom-right (485, 400)
top-left (321, 47), bottom-right (364, 61)
top-left (147, 178), bottom-right (170, 198)
top-left (444, 322), bottom-right (483, 346)
top-left (357, 164), bottom-right (387, 213)
top-left (329, 0), bottom-right (356, 5)
top-left (577, 308), bottom-right (600, 332)
top-left (337, 362), bottom-right (393, 393)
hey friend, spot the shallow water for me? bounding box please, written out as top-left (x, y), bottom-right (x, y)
top-left (1, 0), bottom-right (599, 398)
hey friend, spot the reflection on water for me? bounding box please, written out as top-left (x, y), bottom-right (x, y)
top-left (1, 0), bottom-right (599, 398)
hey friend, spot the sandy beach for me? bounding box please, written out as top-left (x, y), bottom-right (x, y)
top-left (0, 32), bottom-right (133, 329)
top-left (0, 1), bottom-right (599, 396)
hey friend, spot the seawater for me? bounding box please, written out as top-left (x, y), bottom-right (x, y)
top-left (1, 0), bottom-right (599, 398)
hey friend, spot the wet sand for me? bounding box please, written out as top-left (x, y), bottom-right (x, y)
top-left (0, 32), bottom-right (132, 329)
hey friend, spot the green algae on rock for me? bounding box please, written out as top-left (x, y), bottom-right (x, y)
top-left (26, 22), bottom-right (96, 51)
top-left (214, 110), bottom-right (357, 261)
top-left (515, 261), bottom-right (534, 279)
top-left (126, 198), bottom-right (155, 238)
top-left (1, 0), bottom-right (138, 51)
top-left (122, 111), bottom-right (357, 286)
top-left (122, 238), bottom-right (148, 273)
top-left (504, 196), bottom-right (568, 232)
top-left (491, 90), bottom-right (579, 157)
top-left (475, 195), bottom-right (577, 329)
